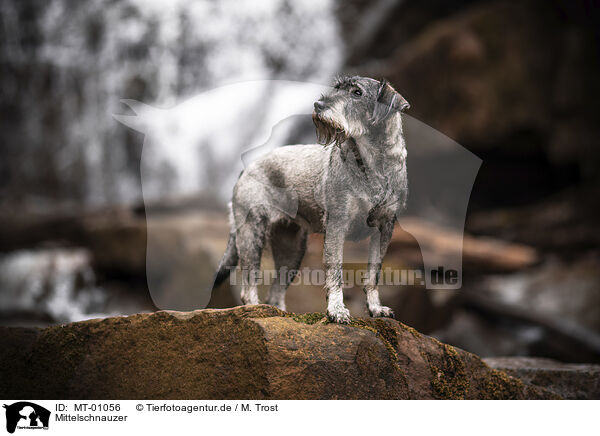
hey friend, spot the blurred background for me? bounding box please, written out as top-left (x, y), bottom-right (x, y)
top-left (1, 0), bottom-right (599, 364)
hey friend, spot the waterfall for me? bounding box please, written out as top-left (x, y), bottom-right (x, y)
top-left (0, 248), bottom-right (108, 323)
top-left (0, 0), bottom-right (343, 209)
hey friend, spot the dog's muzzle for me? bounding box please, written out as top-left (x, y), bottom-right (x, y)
top-left (314, 101), bottom-right (326, 113)
top-left (312, 109), bottom-right (348, 147)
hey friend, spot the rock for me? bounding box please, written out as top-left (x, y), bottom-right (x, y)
top-left (376, 0), bottom-right (600, 211)
top-left (484, 357), bottom-right (600, 400)
top-left (0, 207), bottom-right (233, 313)
top-left (432, 254), bottom-right (600, 363)
top-left (83, 211), bottom-right (148, 278)
top-left (0, 305), bottom-right (558, 399)
top-left (0, 211), bottom-right (88, 253)
top-left (390, 218), bottom-right (539, 273)
top-left (339, 0), bottom-right (485, 66)
top-left (466, 186), bottom-right (600, 253)
top-left (434, 286), bottom-right (600, 364)
top-left (478, 254), bottom-right (600, 334)
top-left (382, 0), bottom-right (553, 143)
top-left (381, 0), bottom-right (600, 156)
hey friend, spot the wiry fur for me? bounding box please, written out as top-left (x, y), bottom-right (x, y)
top-left (213, 75), bottom-right (410, 323)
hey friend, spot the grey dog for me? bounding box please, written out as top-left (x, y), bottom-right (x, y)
top-left (213, 75), bottom-right (410, 323)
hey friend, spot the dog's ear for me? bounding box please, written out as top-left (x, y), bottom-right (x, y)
top-left (372, 79), bottom-right (409, 123)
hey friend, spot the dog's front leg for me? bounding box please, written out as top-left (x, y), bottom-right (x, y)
top-left (323, 216), bottom-right (351, 324)
top-left (364, 220), bottom-right (395, 318)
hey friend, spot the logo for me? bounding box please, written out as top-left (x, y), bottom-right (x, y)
top-left (3, 402), bottom-right (50, 434)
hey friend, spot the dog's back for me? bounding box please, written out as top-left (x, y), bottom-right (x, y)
top-left (232, 143), bottom-right (330, 233)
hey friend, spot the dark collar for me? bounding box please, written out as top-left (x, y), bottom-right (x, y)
top-left (344, 138), bottom-right (366, 176)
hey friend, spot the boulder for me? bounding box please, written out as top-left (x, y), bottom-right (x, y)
top-left (484, 357), bottom-right (600, 400)
top-left (380, 0), bottom-right (600, 158)
top-left (375, 0), bottom-right (600, 209)
top-left (466, 186), bottom-right (600, 253)
top-left (0, 305), bottom-right (558, 399)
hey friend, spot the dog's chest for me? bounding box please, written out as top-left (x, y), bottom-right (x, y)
top-left (344, 193), bottom-right (395, 240)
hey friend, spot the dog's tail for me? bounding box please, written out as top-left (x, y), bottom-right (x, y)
top-left (212, 231), bottom-right (238, 289)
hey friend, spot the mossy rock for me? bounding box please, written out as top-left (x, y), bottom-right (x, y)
top-left (0, 305), bottom-right (558, 399)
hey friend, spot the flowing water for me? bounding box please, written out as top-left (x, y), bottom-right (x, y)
top-left (0, 0), bottom-right (343, 208)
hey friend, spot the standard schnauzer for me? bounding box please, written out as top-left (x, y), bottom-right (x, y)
top-left (213, 75), bottom-right (410, 323)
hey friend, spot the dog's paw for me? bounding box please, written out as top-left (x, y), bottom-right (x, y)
top-left (369, 305), bottom-right (395, 319)
top-left (241, 297), bottom-right (260, 306)
top-left (327, 306), bottom-right (351, 324)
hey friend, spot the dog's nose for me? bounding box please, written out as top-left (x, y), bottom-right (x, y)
top-left (314, 101), bottom-right (326, 112)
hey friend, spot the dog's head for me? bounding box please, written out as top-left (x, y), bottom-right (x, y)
top-left (312, 75), bottom-right (409, 146)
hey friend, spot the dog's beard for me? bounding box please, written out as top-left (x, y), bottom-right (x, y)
top-left (312, 113), bottom-right (349, 147)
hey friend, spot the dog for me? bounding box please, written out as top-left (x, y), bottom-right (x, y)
top-left (213, 75), bottom-right (410, 323)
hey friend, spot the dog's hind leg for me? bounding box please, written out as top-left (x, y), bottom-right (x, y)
top-left (364, 220), bottom-right (395, 318)
top-left (236, 211), bottom-right (267, 305)
top-left (266, 221), bottom-right (307, 311)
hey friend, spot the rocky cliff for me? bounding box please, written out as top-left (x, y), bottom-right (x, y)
top-left (0, 305), bottom-right (559, 399)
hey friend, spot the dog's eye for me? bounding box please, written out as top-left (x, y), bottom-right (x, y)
top-left (353, 89), bottom-right (362, 97)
